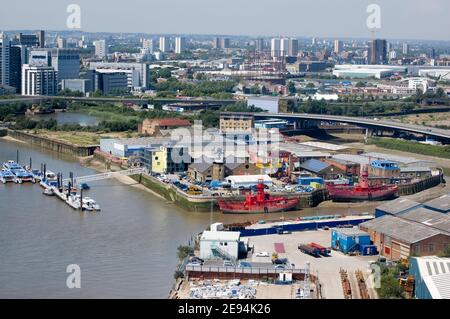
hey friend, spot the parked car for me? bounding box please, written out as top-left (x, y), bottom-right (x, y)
top-left (223, 260), bottom-right (234, 267)
top-left (255, 251), bottom-right (270, 257)
top-left (274, 264), bottom-right (285, 270)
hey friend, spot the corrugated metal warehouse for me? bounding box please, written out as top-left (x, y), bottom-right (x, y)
top-left (409, 256), bottom-right (450, 299)
top-left (360, 213), bottom-right (450, 260)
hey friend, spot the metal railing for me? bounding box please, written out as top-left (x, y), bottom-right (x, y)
top-left (63, 168), bottom-right (147, 184)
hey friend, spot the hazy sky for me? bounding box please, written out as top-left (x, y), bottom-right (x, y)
top-left (1, 0), bottom-right (450, 40)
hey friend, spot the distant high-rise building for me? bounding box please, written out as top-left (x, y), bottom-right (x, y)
top-left (212, 37), bottom-right (220, 49)
top-left (312, 37), bottom-right (317, 45)
top-left (175, 37), bottom-right (185, 54)
top-left (57, 37), bottom-right (66, 49)
top-left (29, 49), bottom-right (51, 66)
top-left (427, 47), bottom-right (436, 59)
top-left (271, 38), bottom-right (281, 58)
top-left (256, 38), bottom-right (264, 52)
top-left (334, 40), bottom-right (343, 54)
top-left (9, 46), bottom-right (22, 93)
top-left (221, 38), bottom-right (230, 49)
top-left (142, 39), bottom-right (154, 53)
top-left (0, 33), bottom-right (11, 86)
top-left (368, 39), bottom-right (387, 64)
top-left (37, 30), bottom-right (45, 48)
top-left (288, 38), bottom-right (299, 56)
top-left (21, 64), bottom-right (58, 96)
top-left (16, 33), bottom-right (39, 47)
top-left (389, 50), bottom-right (397, 61)
top-left (94, 40), bottom-right (108, 59)
top-left (51, 48), bottom-right (80, 84)
top-left (159, 36), bottom-right (169, 53)
top-left (402, 43), bottom-right (409, 56)
top-left (280, 38), bottom-right (289, 57)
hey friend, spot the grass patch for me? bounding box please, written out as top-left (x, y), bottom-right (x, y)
top-left (29, 129), bottom-right (138, 146)
top-left (368, 137), bottom-right (450, 159)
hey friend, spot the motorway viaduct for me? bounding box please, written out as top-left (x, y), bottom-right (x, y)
top-left (223, 112), bottom-right (450, 144)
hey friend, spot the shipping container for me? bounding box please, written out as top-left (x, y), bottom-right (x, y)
top-left (297, 177), bottom-right (324, 186)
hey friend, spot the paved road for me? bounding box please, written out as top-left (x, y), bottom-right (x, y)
top-left (224, 112), bottom-right (450, 142)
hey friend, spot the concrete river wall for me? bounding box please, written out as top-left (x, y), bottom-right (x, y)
top-left (7, 130), bottom-right (98, 157)
top-left (131, 173), bottom-right (327, 213)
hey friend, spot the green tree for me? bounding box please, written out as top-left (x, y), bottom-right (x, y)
top-left (177, 245), bottom-right (194, 261)
top-left (287, 81), bottom-right (297, 95)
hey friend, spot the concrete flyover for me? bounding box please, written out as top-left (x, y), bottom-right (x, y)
top-left (0, 95), bottom-right (236, 106)
top-left (223, 112), bottom-right (450, 144)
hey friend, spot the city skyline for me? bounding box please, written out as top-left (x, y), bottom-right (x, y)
top-left (1, 0), bottom-right (450, 41)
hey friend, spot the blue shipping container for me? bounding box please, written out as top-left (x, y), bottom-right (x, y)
top-left (331, 229), bottom-right (371, 254)
top-left (297, 177), bottom-right (324, 186)
top-left (360, 245), bottom-right (378, 256)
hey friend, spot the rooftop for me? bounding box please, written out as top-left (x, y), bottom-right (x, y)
top-left (412, 256), bottom-right (450, 299)
top-left (299, 141), bottom-right (348, 151)
top-left (333, 228), bottom-right (369, 237)
top-left (424, 194), bottom-right (450, 213)
top-left (376, 198), bottom-right (421, 215)
top-left (400, 207), bottom-right (450, 233)
top-left (201, 231), bottom-right (241, 242)
top-left (360, 216), bottom-right (446, 244)
top-left (332, 154), bottom-right (371, 166)
top-left (362, 152), bottom-right (434, 166)
top-left (300, 159), bottom-right (330, 173)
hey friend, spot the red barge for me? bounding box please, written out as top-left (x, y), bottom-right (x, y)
top-left (327, 171), bottom-right (398, 202)
top-left (217, 182), bottom-right (299, 214)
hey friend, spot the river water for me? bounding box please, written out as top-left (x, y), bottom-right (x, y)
top-left (0, 138), bottom-right (375, 298)
top-left (28, 112), bottom-right (100, 127)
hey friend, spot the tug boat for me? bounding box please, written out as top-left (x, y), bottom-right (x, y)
top-left (217, 181), bottom-right (299, 214)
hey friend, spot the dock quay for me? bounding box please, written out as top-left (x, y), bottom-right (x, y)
top-left (7, 129), bottom-right (98, 157)
top-left (239, 214), bottom-right (375, 237)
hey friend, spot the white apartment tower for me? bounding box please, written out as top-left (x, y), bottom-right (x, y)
top-left (22, 64), bottom-right (58, 96)
top-left (175, 37), bottom-right (185, 54)
top-left (280, 38), bottom-right (289, 57)
top-left (142, 39), bottom-right (154, 53)
top-left (334, 40), bottom-right (343, 54)
top-left (271, 38), bottom-right (281, 58)
top-left (159, 36), bottom-right (169, 53)
top-left (94, 40), bottom-right (108, 59)
top-left (0, 33), bottom-right (11, 86)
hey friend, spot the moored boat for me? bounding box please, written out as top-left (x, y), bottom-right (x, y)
top-left (326, 171), bottom-right (398, 202)
top-left (3, 161), bottom-right (34, 184)
top-left (217, 181), bottom-right (299, 214)
top-left (0, 169), bottom-right (15, 184)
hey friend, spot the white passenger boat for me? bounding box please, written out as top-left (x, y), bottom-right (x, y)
top-left (0, 169), bottom-right (15, 184)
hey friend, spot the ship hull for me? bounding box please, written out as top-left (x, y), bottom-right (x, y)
top-left (328, 186), bottom-right (398, 202)
top-left (218, 198), bottom-right (299, 214)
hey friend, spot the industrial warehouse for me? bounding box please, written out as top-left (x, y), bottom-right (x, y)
top-left (170, 192), bottom-right (450, 299)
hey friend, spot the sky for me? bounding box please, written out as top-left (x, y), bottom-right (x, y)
top-left (1, 0), bottom-right (450, 40)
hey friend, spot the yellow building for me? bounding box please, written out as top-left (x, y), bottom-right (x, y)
top-left (151, 148), bottom-right (167, 174)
